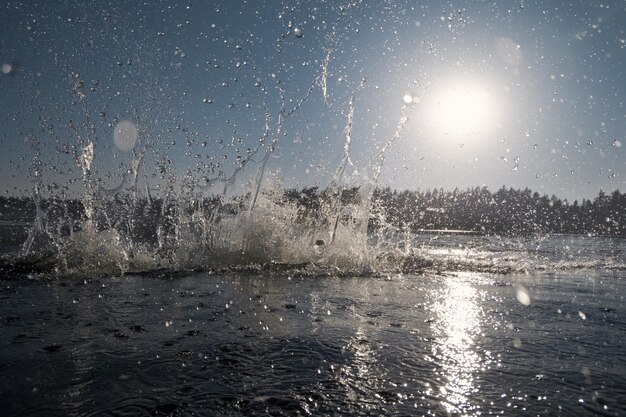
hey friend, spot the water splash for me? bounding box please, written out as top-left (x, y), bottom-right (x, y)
top-left (4, 1), bottom-right (623, 279)
top-left (19, 146), bottom-right (49, 257)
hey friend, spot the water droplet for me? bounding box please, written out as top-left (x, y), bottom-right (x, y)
top-left (293, 27), bottom-right (303, 38)
top-left (203, 97), bottom-right (213, 104)
top-left (313, 239), bottom-right (326, 254)
top-left (613, 139), bottom-right (622, 148)
top-left (113, 120), bottom-right (138, 152)
top-left (515, 285), bottom-right (531, 306)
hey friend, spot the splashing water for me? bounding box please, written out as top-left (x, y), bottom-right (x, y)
top-left (2, 5), bottom-right (625, 417)
top-left (1, 1), bottom-right (624, 279)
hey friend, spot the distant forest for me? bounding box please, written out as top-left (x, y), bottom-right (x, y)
top-left (369, 186), bottom-right (625, 236)
top-left (0, 187), bottom-right (624, 237)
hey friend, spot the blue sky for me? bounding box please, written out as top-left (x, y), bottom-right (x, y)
top-left (0, 0), bottom-right (624, 201)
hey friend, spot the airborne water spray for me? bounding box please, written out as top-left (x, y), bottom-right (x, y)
top-left (10, 0), bottom-right (417, 277)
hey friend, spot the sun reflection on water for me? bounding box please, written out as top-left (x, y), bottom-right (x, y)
top-left (430, 273), bottom-right (489, 415)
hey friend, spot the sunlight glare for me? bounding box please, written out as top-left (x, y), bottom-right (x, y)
top-left (429, 274), bottom-right (494, 415)
top-left (429, 83), bottom-right (498, 138)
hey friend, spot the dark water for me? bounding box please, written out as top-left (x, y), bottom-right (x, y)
top-left (1, 267), bottom-right (625, 416)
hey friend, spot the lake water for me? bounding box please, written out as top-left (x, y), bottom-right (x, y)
top-left (1, 234), bottom-right (625, 416)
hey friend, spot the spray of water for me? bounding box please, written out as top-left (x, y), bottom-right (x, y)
top-left (5, 1), bottom-right (623, 278)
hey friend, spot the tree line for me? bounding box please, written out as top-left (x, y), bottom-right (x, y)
top-left (369, 186), bottom-right (625, 236)
top-left (0, 186), bottom-right (624, 238)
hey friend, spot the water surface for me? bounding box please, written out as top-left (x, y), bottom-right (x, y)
top-left (1, 264), bottom-right (624, 416)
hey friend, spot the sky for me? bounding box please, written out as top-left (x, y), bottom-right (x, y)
top-left (0, 0), bottom-right (624, 201)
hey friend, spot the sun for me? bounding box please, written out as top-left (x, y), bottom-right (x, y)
top-left (426, 82), bottom-right (500, 139)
